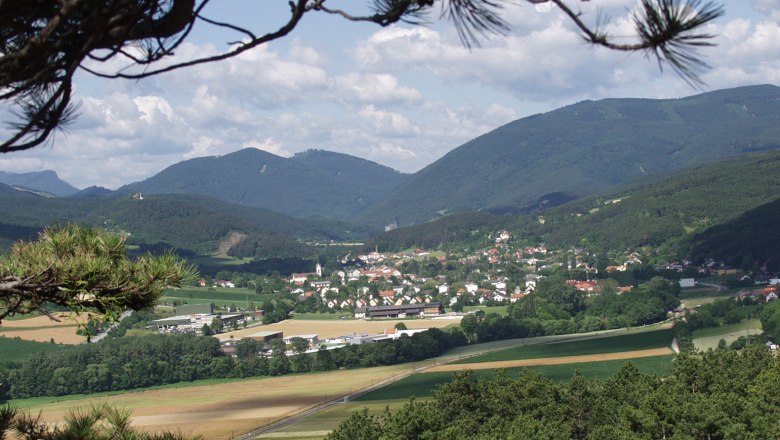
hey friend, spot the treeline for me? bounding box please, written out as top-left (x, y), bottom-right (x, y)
top-left (462, 277), bottom-right (680, 343)
top-left (0, 328), bottom-right (466, 400)
top-left (328, 344), bottom-right (780, 440)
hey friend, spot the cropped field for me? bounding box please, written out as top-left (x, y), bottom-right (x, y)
top-left (454, 328), bottom-right (673, 364)
top-left (0, 313), bottom-right (88, 344)
top-left (217, 317), bottom-right (462, 340)
top-left (12, 364), bottom-right (418, 440)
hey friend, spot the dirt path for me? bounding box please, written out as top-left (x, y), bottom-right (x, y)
top-left (426, 347), bottom-right (674, 372)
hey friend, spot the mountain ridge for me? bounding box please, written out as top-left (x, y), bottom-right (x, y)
top-left (359, 84), bottom-right (780, 227)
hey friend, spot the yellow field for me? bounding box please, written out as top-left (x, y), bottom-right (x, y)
top-left (218, 317), bottom-right (462, 341)
top-left (426, 347), bottom-right (674, 372)
top-left (19, 364), bottom-right (419, 440)
top-left (0, 313), bottom-right (89, 344)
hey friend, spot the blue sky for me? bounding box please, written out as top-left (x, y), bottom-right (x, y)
top-left (2, 0), bottom-right (780, 189)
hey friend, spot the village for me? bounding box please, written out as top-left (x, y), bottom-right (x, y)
top-left (148, 229), bottom-right (779, 357)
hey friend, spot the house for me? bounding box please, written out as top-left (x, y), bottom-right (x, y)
top-left (356, 303), bottom-right (443, 319)
top-left (679, 278), bottom-right (696, 288)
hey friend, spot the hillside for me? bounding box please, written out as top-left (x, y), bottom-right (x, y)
top-left (360, 84), bottom-right (780, 227)
top-left (369, 151), bottom-right (780, 256)
top-left (0, 170), bottom-right (79, 196)
top-left (0, 188), bottom-right (368, 255)
top-left (688, 198), bottom-right (780, 271)
top-left (118, 148), bottom-right (408, 221)
top-left (533, 150), bottom-right (780, 252)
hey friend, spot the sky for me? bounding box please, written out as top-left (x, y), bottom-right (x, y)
top-left (1, 0), bottom-right (780, 190)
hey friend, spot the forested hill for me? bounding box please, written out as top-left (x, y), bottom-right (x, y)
top-left (368, 151), bottom-right (780, 260)
top-left (532, 150), bottom-right (780, 253)
top-left (688, 197), bottom-right (780, 271)
top-left (118, 148), bottom-right (408, 221)
top-left (0, 186), bottom-right (368, 255)
top-left (360, 84), bottom-right (780, 227)
top-left (0, 170), bottom-right (78, 196)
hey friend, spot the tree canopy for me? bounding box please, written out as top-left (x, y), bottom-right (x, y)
top-left (0, 0), bottom-right (723, 152)
top-left (0, 224), bottom-right (195, 324)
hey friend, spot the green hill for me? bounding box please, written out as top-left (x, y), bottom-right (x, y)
top-left (360, 84), bottom-right (780, 227)
top-left (369, 151), bottom-right (780, 257)
top-left (0, 187), bottom-right (368, 255)
top-left (533, 150), bottom-right (780, 252)
top-left (688, 198), bottom-right (780, 271)
top-left (118, 148), bottom-right (408, 221)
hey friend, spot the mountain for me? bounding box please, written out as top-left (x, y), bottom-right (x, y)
top-left (360, 84), bottom-right (780, 227)
top-left (118, 148), bottom-right (408, 221)
top-left (0, 170), bottom-right (79, 196)
top-left (369, 151), bottom-right (780, 255)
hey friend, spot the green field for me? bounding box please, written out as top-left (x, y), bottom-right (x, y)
top-left (454, 328), bottom-right (673, 364)
top-left (161, 287), bottom-right (274, 307)
top-left (693, 319), bottom-right (763, 350)
top-left (0, 337), bottom-right (65, 363)
top-left (356, 355), bottom-right (675, 401)
top-left (463, 305), bottom-right (509, 316)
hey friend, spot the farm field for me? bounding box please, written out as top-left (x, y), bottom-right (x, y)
top-left (162, 287), bottom-right (274, 308)
top-left (0, 313), bottom-right (88, 344)
top-left (454, 328), bottom-right (674, 364)
top-left (692, 319), bottom-right (763, 350)
top-left (11, 364), bottom-right (420, 440)
top-left (356, 354), bottom-right (675, 402)
top-left (8, 323), bottom-right (676, 440)
top-left (217, 317), bottom-right (463, 340)
top-left (268, 326), bottom-right (677, 439)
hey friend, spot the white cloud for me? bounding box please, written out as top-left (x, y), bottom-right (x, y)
top-left (358, 105), bottom-right (420, 137)
top-left (332, 73), bottom-right (422, 104)
top-left (753, 0), bottom-right (780, 22)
